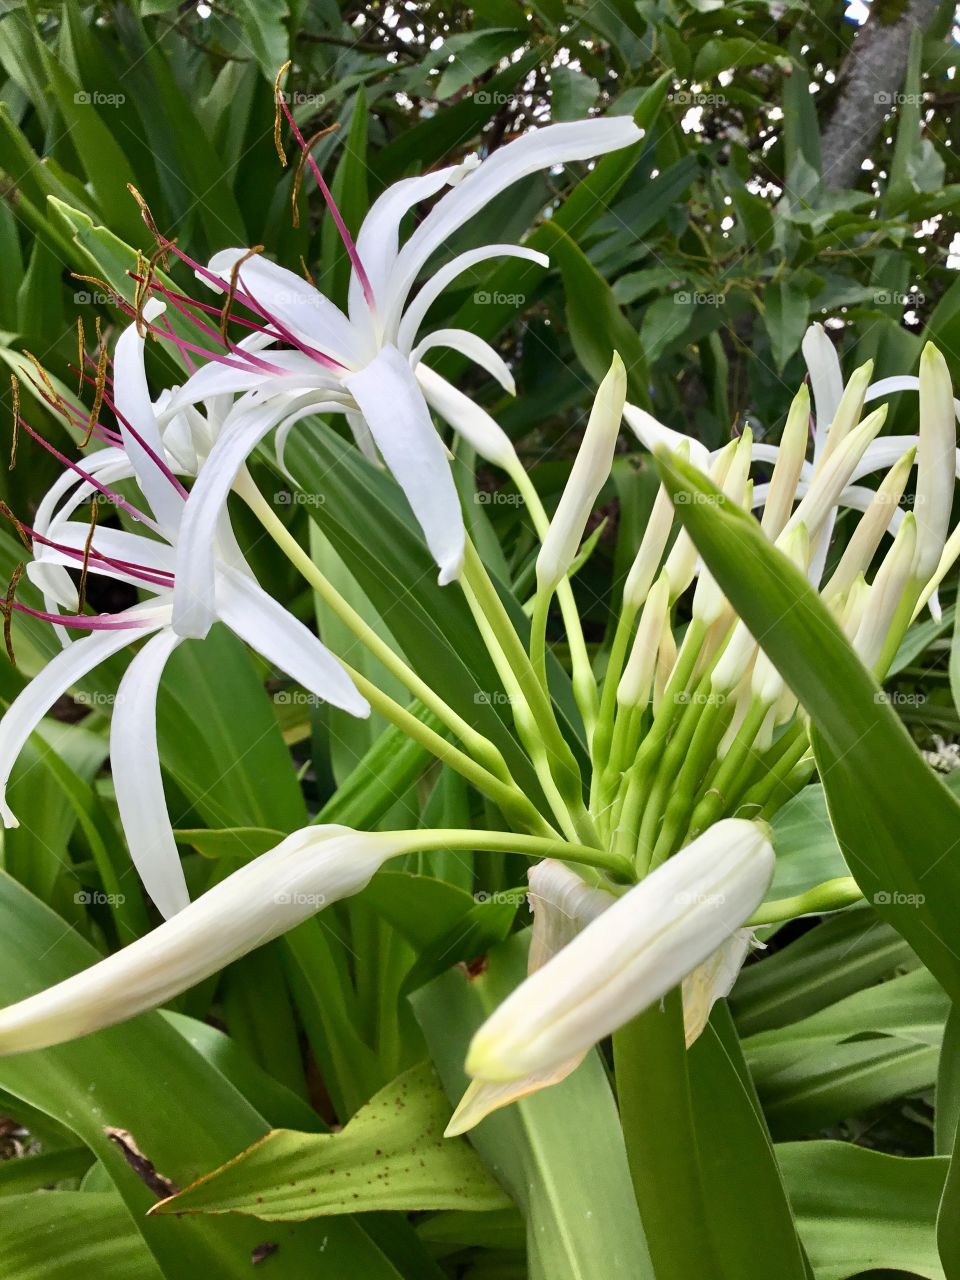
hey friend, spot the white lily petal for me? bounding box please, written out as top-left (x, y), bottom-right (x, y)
top-left (0, 609), bottom-right (167, 825)
top-left (682, 929), bottom-right (758, 1048)
top-left (161, 353), bottom-right (337, 417)
top-left (25, 561), bottom-right (78, 611)
top-left (344, 345), bottom-right (465, 585)
top-left (394, 246), bottom-right (548, 352)
top-left (623, 403), bottom-right (711, 471)
top-left (867, 375), bottom-right (960, 422)
top-left (216, 565), bottom-right (368, 718)
top-left (172, 395), bottom-right (327, 637)
top-left (111, 629), bottom-right (189, 919)
top-left (348, 162), bottom-right (475, 326)
top-left (388, 117), bottom-right (642, 322)
top-left (113, 310), bottom-right (184, 534)
top-left (527, 859), bottom-right (614, 969)
top-left (275, 401), bottom-right (352, 475)
top-left (416, 364), bottom-right (518, 469)
top-left (0, 826), bottom-right (399, 1054)
top-left (412, 330), bottom-right (515, 395)
top-left (465, 819), bottom-right (774, 1082)
top-left (205, 251), bottom-right (362, 366)
top-left (801, 323), bottom-right (843, 459)
top-left (445, 1057), bottom-right (590, 1136)
top-left (537, 354), bottom-right (626, 592)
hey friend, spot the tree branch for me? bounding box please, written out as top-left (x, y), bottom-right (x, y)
top-left (820, 0), bottom-right (939, 190)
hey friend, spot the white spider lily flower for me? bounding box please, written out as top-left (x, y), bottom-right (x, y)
top-left (0, 826), bottom-right (399, 1055)
top-left (916, 343), bottom-right (957, 583)
top-left (0, 325), bottom-right (367, 920)
top-left (138, 117), bottom-right (641, 633)
top-left (802, 322), bottom-right (845, 462)
top-left (461, 819), bottom-right (773, 1088)
top-left (536, 354), bottom-right (626, 592)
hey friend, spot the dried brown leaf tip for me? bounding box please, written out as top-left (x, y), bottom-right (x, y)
top-left (105, 1127), bottom-right (180, 1199)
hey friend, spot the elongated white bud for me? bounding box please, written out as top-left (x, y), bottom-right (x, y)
top-left (618, 574), bottom-right (670, 708)
top-left (665, 439), bottom-right (736, 600)
top-left (537, 354), bottom-right (626, 592)
top-left (463, 819), bottom-right (774, 1083)
top-left (693, 433), bottom-right (752, 625)
top-left (915, 343), bottom-right (956, 583)
top-left (837, 573), bottom-right (869, 640)
top-left (712, 525), bottom-right (808, 695)
top-left (823, 447), bottom-right (915, 602)
top-left (623, 447), bottom-right (690, 610)
top-left (0, 826), bottom-right (398, 1054)
top-left (760, 384), bottom-right (810, 540)
top-left (445, 860), bottom-right (615, 1135)
top-left (623, 403), bottom-right (711, 471)
top-left (854, 513), bottom-right (917, 672)
top-left (815, 359), bottom-right (873, 471)
top-left (783, 406), bottom-right (887, 544)
top-left (653, 613), bottom-right (677, 711)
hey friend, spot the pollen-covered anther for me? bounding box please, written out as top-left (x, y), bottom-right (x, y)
top-left (220, 246), bottom-right (265, 343)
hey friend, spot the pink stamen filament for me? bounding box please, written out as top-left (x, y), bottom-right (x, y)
top-left (97, 391), bottom-right (191, 501)
top-left (16, 419), bottom-right (155, 527)
top-left (276, 92), bottom-right (375, 311)
top-left (21, 523), bottom-right (174, 590)
top-left (11, 601), bottom-right (156, 631)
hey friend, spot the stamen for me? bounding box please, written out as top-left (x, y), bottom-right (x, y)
top-left (15, 417), bottom-right (154, 526)
top-left (299, 256), bottom-right (316, 288)
top-left (77, 499), bottom-right (99, 612)
top-left (0, 500), bottom-right (31, 551)
top-left (274, 61), bottom-right (375, 310)
top-left (291, 124), bottom-right (339, 229)
top-left (3, 562), bottom-right (24, 665)
top-left (82, 328), bottom-right (109, 448)
top-left (21, 352), bottom-right (65, 414)
top-left (76, 318), bottom-right (85, 396)
top-left (127, 184), bottom-right (161, 243)
top-left (273, 62), bottom-right (291, 166)
top-left (220, 245), bottom-right (265, 343)
top-left (8, 375), bottom-right (19, 471)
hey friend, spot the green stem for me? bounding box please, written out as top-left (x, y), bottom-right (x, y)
top-left (395, 829), bottom-right (634, 881)
top-left (749, 876), bottom-right (863, 925)
top-left (512, 465), bottom-right (599, 741)
top-left (241, 475), bottom-right (513, 787)
top-left (613, 991), bottom-right (726, 1280)
top-left (345, 668), bottom-right (552, 837)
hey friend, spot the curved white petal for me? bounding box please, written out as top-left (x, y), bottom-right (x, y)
top-left (111, 629), bottom-right (189, 919)
top-left (866, 375), bottom-right (960, 422)
top-left (465, 819), bottom-right (774, 1083)
top-left (416, 364), bottom-right (517, 469)
top-left (0, 826), bottom-right (399, 1054)
top-left (113, 313), bottom-right (184, 535)
top-left (161, 352), bottom-right (339, 417)
top-left (411, 330), bottom-right (515, 394)
top-left (344, 345), bottom-right (465, 585)
top-left (205, 251), bottom-right (362, 367)
top-left (388, 117), bottom-right (642, 323)
top-left (172, 400), bottom-right (306, 638)
top-left (801, 323), bottom-right (843, 458)
top-left (682, 929), bottom-right (757, 1047)
top-left (623, 403), bottom-right (711, 471)
top-left (394, 246), bottom-right (548, 352)
top-left (348, 162), bottom-right (474, 327)
top-left (215, 566), bottom-right (368, 718)
top-left (0, 610), bottom-right (167, 825)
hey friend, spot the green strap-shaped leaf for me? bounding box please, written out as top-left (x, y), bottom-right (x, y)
top-left (412, 931), bottom-right (655, 1280)
top-left (0, 1192), bottom-right (164, 1280)
top-left (153, 1061), bottom-right (510, 1219)
top-left (778, 1142), bottom-right (947, 1280)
